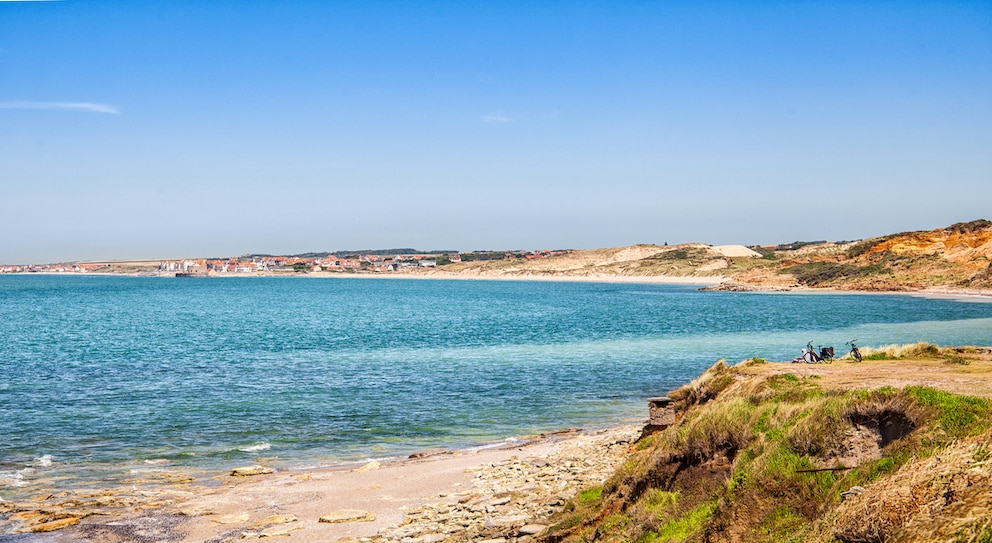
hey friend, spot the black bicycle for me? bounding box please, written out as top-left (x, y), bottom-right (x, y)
top-left (797, 341), bottom-right (833, 364)
top-left (847, 339), bottom-right (863, 362)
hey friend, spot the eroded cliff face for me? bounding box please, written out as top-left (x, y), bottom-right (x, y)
top-left (718, 220), bottom-right (992, 292)
top-left (866, 221), bottom-right (992, 269)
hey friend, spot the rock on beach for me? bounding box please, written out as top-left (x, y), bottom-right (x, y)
top-left (230, 465), bottom-right (275, 476)
top-left (319, 509), bottom-right (377, 523)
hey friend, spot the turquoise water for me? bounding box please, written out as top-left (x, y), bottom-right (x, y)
top-left (1, 275), bottom-right (991, 497)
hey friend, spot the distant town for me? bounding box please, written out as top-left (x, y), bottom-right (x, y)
top-left (0, 249), bottom-right (577, 276)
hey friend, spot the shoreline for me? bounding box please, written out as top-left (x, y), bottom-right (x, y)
top-left (1, 424), bottom-right (643, 542)
top-left (7, 271), bottom-right (990, 300)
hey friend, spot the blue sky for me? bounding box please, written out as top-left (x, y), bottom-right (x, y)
top-left (1, 1), bottom-right (990, 263)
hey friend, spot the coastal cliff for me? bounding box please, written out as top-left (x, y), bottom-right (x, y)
top-left (415, 219), bottom-right (992, 295)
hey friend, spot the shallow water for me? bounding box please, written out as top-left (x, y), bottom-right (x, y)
top-left (1, 275), bottom-right (990, 498)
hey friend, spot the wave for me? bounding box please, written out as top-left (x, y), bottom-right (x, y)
top-left (238, 442), bottom-right (273, 453)
top-left (33, 455), bottom-right (54, 467)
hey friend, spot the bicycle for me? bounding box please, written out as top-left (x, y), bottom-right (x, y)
top-left (796, 341), bottom-right (833, 363)
top-left (847, 339), bottom-right (863, 362)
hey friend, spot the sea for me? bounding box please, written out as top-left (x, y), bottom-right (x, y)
top-left (1, 274), bottom-right (991, 501)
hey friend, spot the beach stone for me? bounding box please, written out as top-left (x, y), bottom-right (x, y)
top-left (356, 461), bottom-right (381, 473)
top-left (214, 513), bottom-right (251, 524)
top-left (250, 514), bottom-right (298, 529)
top-left (231, 465), bottom-right (275, 476)
top-left (409, 449), bottom-right (451, 459)
top-left (319, 509), bottom-right (377, 523)
top-left (486, 515), bottom-right (528, 527)
top-left (178, 507), bottom-right (214, 517)
top-left (518, 524), bottom-right (548, 535)
top-left (261, 524), bottom-right (304, 537)
top-left (9, 511), bottom-right (47, 522)
top-left (25, 517), bottom-right (81, 533)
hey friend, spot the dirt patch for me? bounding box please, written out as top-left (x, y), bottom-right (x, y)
top-left (758, 353), bottom-right (992, 400)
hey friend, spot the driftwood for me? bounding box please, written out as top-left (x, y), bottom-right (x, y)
top-left (795, 466), bottom-right (854, 473)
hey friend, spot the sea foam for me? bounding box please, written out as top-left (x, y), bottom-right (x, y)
top-left (34, 455), bottom-right (54, 467)
top-left (239, 443), bottom-right (272, 453)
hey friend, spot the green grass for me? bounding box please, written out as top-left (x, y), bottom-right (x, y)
top-left (642, 499), bottom-right (719, 543)
top-left (857, 445), bottom-right (916, 482)
top-left (754, 505), bottom-right (806, 543)
top-left (598, 513), bottom-right (635, 541)
top-left (642, 489), bottom-right (680, 518)
top-left (906, 386), bottom-right (992, 437)
top-left (763, 373), bottom-right (823, 403)
top-left (578, 486), bottom-right (603, 504)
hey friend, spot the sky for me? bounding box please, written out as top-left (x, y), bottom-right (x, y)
top-left (1, 1), bottom-right (990, 263)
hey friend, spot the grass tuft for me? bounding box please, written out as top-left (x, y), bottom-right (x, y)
top-left (906, 386), bottom-right (992, 437)
top-left (642, 499), bottom-right (718, 543)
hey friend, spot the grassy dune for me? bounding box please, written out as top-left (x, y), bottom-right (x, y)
top-left (541, 345), bottom-right (992, 543)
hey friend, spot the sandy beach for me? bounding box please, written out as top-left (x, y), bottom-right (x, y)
top-left (1, 425), bottom-right (641, 543)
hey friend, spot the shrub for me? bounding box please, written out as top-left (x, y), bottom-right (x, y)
top-left (671, 399), bottom-right (756, 462)
top-left (860, 342), bottom-right (941, 360)
top-left (945, 219), bottom-right (992, 234)
top-left (944, 356), bottom-right (971, 365)
top-left (783, 262), bottom-right (891, 286)
top-left (846, 239), bottom-right (877, 258)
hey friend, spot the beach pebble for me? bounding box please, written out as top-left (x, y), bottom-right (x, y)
top-left (486, 515), bottom-right (528, 527)
top-left (214, 513), bottom-right (251, 524)
top-left (356, 461), bottom-right (381, 472)
top-left (230, 465), bottom-right (275, 476)
top-left (249, 514), bottom-right (298, 529)
top-left (23, 517), bottom-right (81, 533)
top-left (178, 507), bottom-right (214, 517)
top-left (319, 509), bottom-right (377, 523)
top-left (518, 524), bottom-right (548, 535)
top-left (409, 449), bottom-right (451, 459)
top-left (260, 524), bottom-right (304, 537)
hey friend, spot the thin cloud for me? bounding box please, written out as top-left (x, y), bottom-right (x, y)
top-left (483, 112), bottom-right (511, 124)
top-left (0, 101), bottom-right (120, 114)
